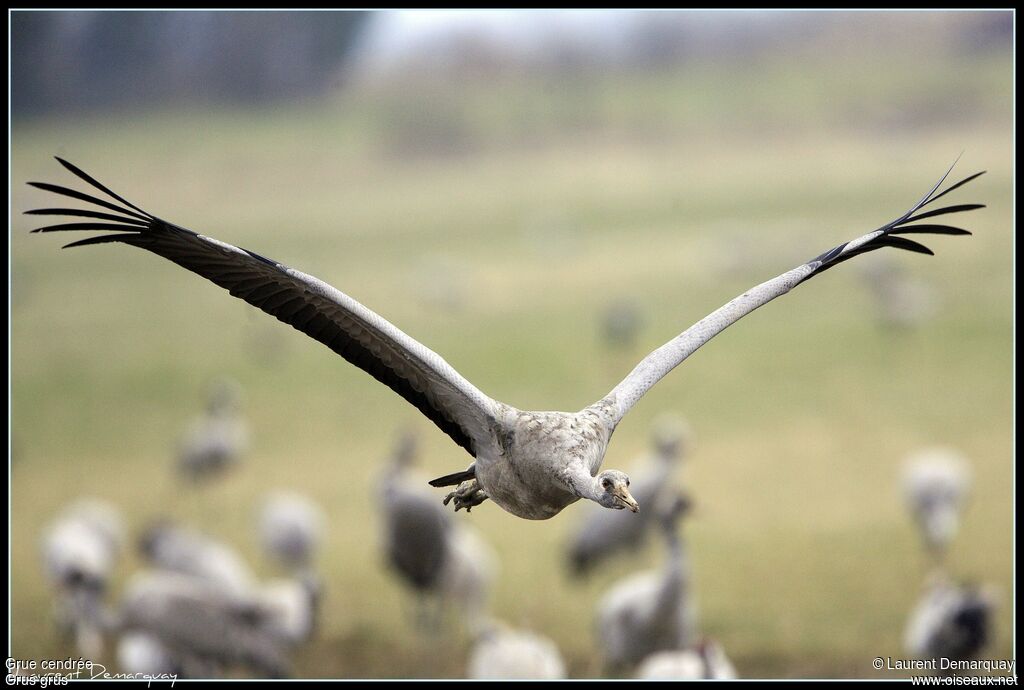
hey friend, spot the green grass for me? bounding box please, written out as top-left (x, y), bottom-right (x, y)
top-left (10, 53), bottom-right (1013, 679)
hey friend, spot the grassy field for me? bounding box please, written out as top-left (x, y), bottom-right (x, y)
top-left (10, 48), bottom-right (1013, 679)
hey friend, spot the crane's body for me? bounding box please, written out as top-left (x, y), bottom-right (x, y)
top-left (28, 157), bottom-right (983, 521)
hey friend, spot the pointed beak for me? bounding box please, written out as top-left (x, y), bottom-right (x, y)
top-left (614, 486), bottom-right (640, 513)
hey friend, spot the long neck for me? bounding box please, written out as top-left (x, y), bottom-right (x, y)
top-left (562, 464), bottom-right (602, 502)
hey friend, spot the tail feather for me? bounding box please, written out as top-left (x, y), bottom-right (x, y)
top-left (428, 468), bottom-right (475, 488)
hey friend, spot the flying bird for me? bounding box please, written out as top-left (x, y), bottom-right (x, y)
top-left (27, 158), bottom-right (983, 520)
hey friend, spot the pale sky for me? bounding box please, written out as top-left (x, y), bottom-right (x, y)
top-left (352, 10), bottom-right (636, 72)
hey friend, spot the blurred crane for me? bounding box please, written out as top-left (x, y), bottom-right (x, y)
top-left (600, 298), bottom-right (645, 352)
top-left (176, 377), bottom-right (249, 483)
top-left (378, 430), bottom-right (496, 630)
top-left (635, 639), bottom-right (737, 679)
top-left (257, 491), bottom-right (326, 642)
top-left (902, 447), bottom-right (972, 562)
top-left (40, 498), bottom-right (124, 659)
top-left (595, 492), bottom-right (696, 670)
top-left (466, 619), bottom-right (568, 679)
top-left (117, 570), bottom-right (292, 678)
top-left (259, 491), bottom-right (325, 571)
top-left (904, 574), bottom-right (996, 662)
top-left (117, 631), bottom-right (182, 677)
top-left (139, 520), bottom-right (257, 595)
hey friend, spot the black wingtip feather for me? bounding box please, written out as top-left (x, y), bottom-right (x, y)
top-left (891, 224), bottom-right (972, 236)
top-left (881, 236), bottom-right (934, 255)
top-left (921, 171), bottom-right (986, 208)
top-left (53, 157), bottom-right (154, 220)
top-left (61, 234), bottom-right (134, 249)
top-left (31, 222), bottom-right (144, 234)
top-left (904, 203), bottom-right (986, 224)
top-left (24, 207), bottom-right (149, 226)
top-left (799, 161), bottom-right (982, 285)
top-left (26, 181), bottom-right (152, 222)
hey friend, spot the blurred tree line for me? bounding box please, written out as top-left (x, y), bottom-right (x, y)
top-left (12, 11), bottom-right (371, 117)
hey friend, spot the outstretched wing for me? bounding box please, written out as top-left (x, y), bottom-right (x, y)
top-left (27, 157), bottom-right (499, 458)
top-left (606, 159), bottom-right (985, 424)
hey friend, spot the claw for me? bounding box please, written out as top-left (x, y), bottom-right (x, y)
top-left (441, 479), bottom-right (489, 513)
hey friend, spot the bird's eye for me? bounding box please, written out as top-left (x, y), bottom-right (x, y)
top-left (626, 479), bottom-right (630, 487)
top-left (601, 479), bottom-right (611, 490)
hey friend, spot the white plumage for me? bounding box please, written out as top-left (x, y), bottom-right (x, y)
top-left (255, 577), bottom-right (319, 646)
top-left (635, 640), bottom-right (737, 680)
top-left (437, 524), bottom-right (497, 624)
top-left (118, 570), bottom-right (292, 678)
top-left (258, 491), bottom-right (326, 570)
top-left (116, 631), bottom-right (180, 677)
top-left (902, 447), bottom-right (971, 558)
top-left (139, 521), bottom-right (257, 595)
top-left (467, 621), bottom-right (568, 680)
top-left (40, 498), bottom-right (124, 658)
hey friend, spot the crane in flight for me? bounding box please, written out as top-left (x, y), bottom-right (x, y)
top-left (27, 158), bottom-right (983, 521)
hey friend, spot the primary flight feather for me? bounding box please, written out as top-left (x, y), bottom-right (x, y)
top-left (28, 158), bottom-right (983, 520)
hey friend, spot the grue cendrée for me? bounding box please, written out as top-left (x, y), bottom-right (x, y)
top-left (902, 447), bottom-right (972, 561)
top-left (258, 491), bottom-right (326, 572)
top-left (117, 570), bottom-right (293, 678)
top-left (466, 619), bottom-right (568, 680)
top-left (378, 431), bottom-right (496, 629)
top-left (41, 499), bottom-right (125, 659)
top-left (138, 520), bottom-right (257, 596)
top-left (595, 492), bottom-right (696, 670)
top-left (903, 573), bottom-right (996, 663)
top-left (634, 639), bottom-right (737, 680)
top-left (28, 158), bottom-right (983, 520)
top-left (177, 378), bottom-right (249, 482)
top-left (257, 492), bottom-right (326, 641)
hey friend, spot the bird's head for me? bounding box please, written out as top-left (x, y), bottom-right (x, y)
top-left (595, 470), bottom-right (639, 513)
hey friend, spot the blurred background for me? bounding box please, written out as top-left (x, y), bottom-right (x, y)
top-left (10, 9), bottom-right (1013, 680)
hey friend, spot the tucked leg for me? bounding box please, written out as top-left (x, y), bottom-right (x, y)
top-left (443, 479), bottom-right (489, 512)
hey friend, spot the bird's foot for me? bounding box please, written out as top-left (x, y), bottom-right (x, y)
top-left (443, 479), bottom-right (489, 512)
